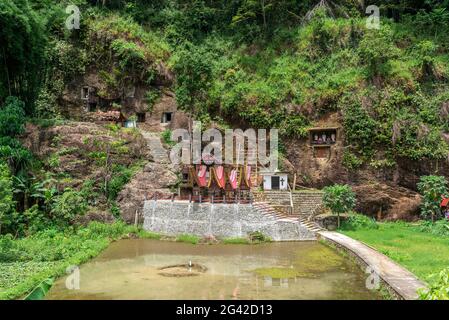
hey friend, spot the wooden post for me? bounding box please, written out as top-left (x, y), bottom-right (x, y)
top-left (292, 173), bottom-right (297, 192)
top-left (134, 209), bottom-right (139, 227)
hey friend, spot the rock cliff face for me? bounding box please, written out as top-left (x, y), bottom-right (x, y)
top-left (22, 112), bottom-right (432, 223)
top-left (31, 87), bottom-right (443, 223)
top-left (21, 122), bottom-right (149, 222)
top-left (117, 162), bottom-right (178, 223)
top-left (22, 122), bottom-right (147, 185)
top-left (282, 111), bottom-right (444, 221)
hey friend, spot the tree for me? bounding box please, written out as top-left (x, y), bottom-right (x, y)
top-left (0, 97), bottom-right (26, 137)
top-left (0, 162), bottom-right (14, 234)
top-left (417, 175), bottom-right (448, 222)
top-left (172, 44), bottom-right (214, 133)
top-left (322, 184), bottom-right (356, 228)
top-left (0, 0), bottom-right (47, 112)
top-left (358, 25), bottom-right (401, 79)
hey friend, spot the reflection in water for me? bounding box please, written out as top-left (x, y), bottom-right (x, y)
top-left (46, 240), bottom-right (383, 300)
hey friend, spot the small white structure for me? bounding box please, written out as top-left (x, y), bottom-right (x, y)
top-left (261, 171), bottom-right (288, 191)
top-left (124, 119), bottom-right (137, 128)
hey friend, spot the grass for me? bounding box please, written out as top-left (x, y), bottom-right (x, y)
top-left (175, 234), bottom-right (200, 244)
top-left (340, 221), bottom-right (449, 283)
top-left (137, 230), bottom-right (162, 240)
top-left (222, 237), bottom-right (250, 244)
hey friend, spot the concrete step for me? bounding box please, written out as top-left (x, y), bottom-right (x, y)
top-left (140, 130), bottom-right (170, 164)
top-left (298, 217), bottom-right (325, 233)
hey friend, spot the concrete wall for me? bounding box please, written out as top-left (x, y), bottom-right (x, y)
top-left (262, 174), bottom-right (289, 190)
top-left (143, 200), bottom-right (316, 241)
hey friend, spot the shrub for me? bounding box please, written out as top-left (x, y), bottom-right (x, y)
top-left (342, 150), bottom-right (363, 170)
top-left (109, 201), bottom-right (121, 218)
top-left (51, 189), bottom-right (88, 225)
top-left (417, 175), bottom-right (448, 222)
top-left (358, 25), bottom-right (400, 78)
top-left (248, 231), bottom-right (271, 243)
top-left (418, 220), bottom-right (449, 237)
top-left (0, 137), bottom-right (34, 174)
top-left (414, 40), bottom-right (438, 79)
top-left (107, 165), bottom-right (134, 200)
top-left (83, 221), bottom-right (132, 240)
top-left (161, 129), bottom-right (175, 146)
top-left (0, 162), bottom-right (14, 234)
top-left (23, 205), bottom-right (49, 234)
top-left (342, 100), bottom-right (377, 157)
top-left (322, 184), bottom-right (356, 228)
top-left (340, 213), bottom-right (378, 231)
top-left (419, 268), bottom-right (449, 300)
top-left (0, 97), bottom-right (26, 137)
top-left (0, 234), bottom-right (20, 262)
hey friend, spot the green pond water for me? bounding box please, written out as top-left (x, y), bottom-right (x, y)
top-left (46, 240), bottom-right (383, 300)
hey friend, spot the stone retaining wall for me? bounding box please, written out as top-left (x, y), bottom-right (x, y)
top-left (143, 200), bottom-right (316, 241)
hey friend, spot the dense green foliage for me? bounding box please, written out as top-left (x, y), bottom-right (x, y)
top-left (2, 0), bottom-right (449, 299)
top-left (340, 213), bottom-right (379, 231)
top-left (417, 175), bottom-right (448, 221)
top-left (1, 0), bottom-right (449, 164)
top-left (0, 0), bottom-right (47, 113)
top-left (0, 162), bottom-right (14, 234)
top-left (0, 221), bottom-right (142, 299)
top-left (419, 268), bottom-right (449, 300)
top-left (323, 184), bottom-right (356, 227)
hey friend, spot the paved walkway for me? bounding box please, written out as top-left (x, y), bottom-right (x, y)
top-left (318, 231), bottom-right (427, 300)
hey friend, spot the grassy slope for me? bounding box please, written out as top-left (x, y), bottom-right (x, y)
top-left (341, 222), bottom-right (449, 282)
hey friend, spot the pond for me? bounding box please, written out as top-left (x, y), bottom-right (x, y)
top-left (46, 240), bottom-right (383, 300)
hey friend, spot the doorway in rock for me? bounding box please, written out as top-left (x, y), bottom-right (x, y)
top-left (88, 102), bottom-right (97, 112)
top-left (161, 112), bottom-right (173, 124)
top-left (137, 113), bottom-right (146, 123)
top-left (271, 176), bottom-right (280, 190)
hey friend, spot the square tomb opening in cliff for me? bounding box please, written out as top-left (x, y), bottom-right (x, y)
top-left (81, 86), bottom-right (89, 100)
top-left (161, 112), bottom-right (173, 124)
top-left (309, 128), bottom-right (337, 145)
top-left (88, 102), bottom-right (98, 112)
top-left (137, 112), bottom-right (146, 123)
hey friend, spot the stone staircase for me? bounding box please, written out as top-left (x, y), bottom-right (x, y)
top-left (291, 192), bottom-right (324, 215)
top-left (252, 201), bottom-right (324, 235)
top-left (252, 190), bottom-right (325, 234)
top-left (252, 202), bottom-right (299, 222)
top-left (253, 190), bottom-right (324, 216)
top-left (298, 216), bottom-right (325, 233)
top-left (140, 130), bottom-right (170, 164)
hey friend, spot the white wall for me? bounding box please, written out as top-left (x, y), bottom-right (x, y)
top-left (263, 176), bottom-right (272, 190)
top-left (263, 175), bottom-right (288, 190)
top-left (278, 174), bottom-right (288, 190)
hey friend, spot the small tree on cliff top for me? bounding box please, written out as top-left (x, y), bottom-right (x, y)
top-left (322, 184), bottom-right (356, 228)
top-left (417, 175), bottom-right (448, 222)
